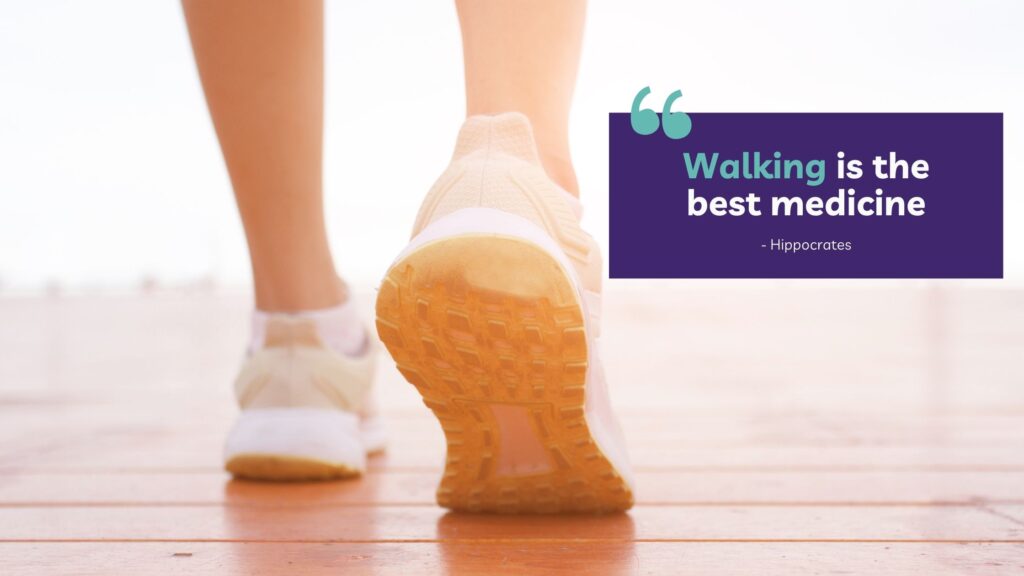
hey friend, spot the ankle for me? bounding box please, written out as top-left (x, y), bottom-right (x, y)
top-left (250, 297), bottom-right (367, 357)
top-left (254, 274), bottom-right (349, 313)
top-left (531, 126), bottom-right (578, 196)
top-left (540, 152), bottom-right (579, 197)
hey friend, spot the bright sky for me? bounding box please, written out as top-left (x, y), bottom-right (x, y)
top-left (1, 0), bottom-right (1021, 292)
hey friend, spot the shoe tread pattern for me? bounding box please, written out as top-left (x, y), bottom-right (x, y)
top-left (376, 235), bottom-right (633, 514)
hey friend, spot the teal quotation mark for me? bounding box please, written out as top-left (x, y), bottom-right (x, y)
top-left (631, 86), bottom-right (691, 140)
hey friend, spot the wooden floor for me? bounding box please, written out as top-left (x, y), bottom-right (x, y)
top-left (1, 287), bottom-right (1023, 574)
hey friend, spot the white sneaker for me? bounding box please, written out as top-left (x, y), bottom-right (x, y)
top-left (376, 113), bottom-right (634, 512)
top-left (224, 307), bottom-right (383, 481)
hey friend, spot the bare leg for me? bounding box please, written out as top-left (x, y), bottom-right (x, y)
top-left (455, 0), bottom-right (587, 196)
top-left (182, 0), bottom-right (343, 312)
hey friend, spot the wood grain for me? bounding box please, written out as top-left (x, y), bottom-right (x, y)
top-left (1, 471), bottom-right (1023, 506)
top-left (0, 505), bottom-right (1020, 542)
top-left (1, 289), bottom-right (1023, 574)
top-left (2, 542), bottom-right (1022, 576)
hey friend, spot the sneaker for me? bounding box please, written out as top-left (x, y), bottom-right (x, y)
top-left (224, 305), bottom-right (383, 481)
top-left (375, 113), bottom-right (634, 513)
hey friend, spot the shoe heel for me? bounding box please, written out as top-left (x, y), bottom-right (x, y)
top-left (224, 408), bottom-right (365, 481)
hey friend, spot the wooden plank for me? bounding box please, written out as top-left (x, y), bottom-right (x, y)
top-left (2, 471), bottom-right (1023, 506)
top-left (6, 403), bottom-right (1024, 445)
top-left (5, 434), bottom-right (1024, 471)
top-left (989, 506), bottom-right (1024, 528)
top-left (0, 505), bottom-right (1018, 542)
top-left (6, 387), bottom-right (1024, 422)
top-left (4, 406), bottom-right (1024, 472)
top-left (4, 364), bottom-right (1024, 413)
top-left (2, 542), bottom-right (1023, 576)
top-left (3, 290), bottom-right (1023, 414)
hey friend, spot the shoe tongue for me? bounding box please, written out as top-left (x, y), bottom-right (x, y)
top-left (453, 112), bottom-right (542, 166)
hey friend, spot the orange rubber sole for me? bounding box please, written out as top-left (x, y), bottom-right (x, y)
top-left (376, 235), bottom-right (633, 513)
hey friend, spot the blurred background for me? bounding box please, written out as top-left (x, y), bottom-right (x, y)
top-left (0, 0), bottom-right (1020, 294)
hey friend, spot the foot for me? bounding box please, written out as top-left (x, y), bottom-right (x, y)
top-left (224, 302), bottom-right (384, 481)
top-left (375, 113), bottom-right (634, 513)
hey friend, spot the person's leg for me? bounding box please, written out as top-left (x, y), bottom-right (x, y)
top-left (456, 0), bottom-right (586, 196)
top-left (182, 0), bottom-right (343, 312)
top-left (376, 0), bottom-right (633, 513)
top-left (183, 0), bottom-right (380, 481)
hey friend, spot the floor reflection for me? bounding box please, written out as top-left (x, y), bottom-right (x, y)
top-left (436, 511), bottom-right (638, 575)
top-left (221, 474), bottom-right (384, 574)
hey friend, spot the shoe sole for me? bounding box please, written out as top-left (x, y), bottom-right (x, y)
top-left (226, 454), bottom-right (362, 481)
top-left (223, 408), bottom-right (369, 481)
top-left (376, 230), bottom-right (633, 513)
